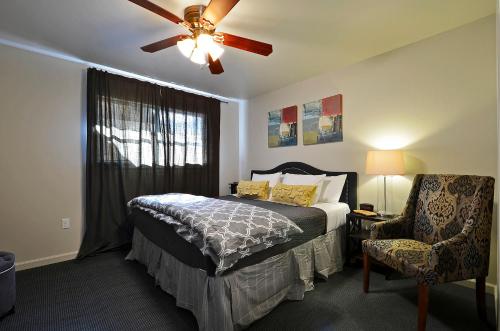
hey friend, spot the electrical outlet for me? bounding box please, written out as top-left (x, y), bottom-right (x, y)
top-left (61, 218), bottom-right (71, 229)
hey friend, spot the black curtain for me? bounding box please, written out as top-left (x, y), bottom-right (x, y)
top-left (78, 68), bottom-right (220, 258)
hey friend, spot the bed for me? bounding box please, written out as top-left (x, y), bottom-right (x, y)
top-left (126, 162), bottom-right (358, 331)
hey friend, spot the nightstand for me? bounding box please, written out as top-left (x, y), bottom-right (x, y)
top-left (345, 212), bottom-right (398, 266)
top-left (229, 182), bottom-right (238, 194)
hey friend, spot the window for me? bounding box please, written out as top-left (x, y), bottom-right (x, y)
top-left (95, 97), bottom-right (205, 167)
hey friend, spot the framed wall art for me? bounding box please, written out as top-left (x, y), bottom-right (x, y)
top-left (302, 94), bottom-right (343, 145)
top-left (268, 106), bottom-right (298, 148)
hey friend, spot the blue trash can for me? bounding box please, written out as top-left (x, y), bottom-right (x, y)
top-left (0, 252), bottom-right (15, 319)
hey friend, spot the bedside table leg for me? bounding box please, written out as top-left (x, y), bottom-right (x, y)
top-left (363, 252), bottom-right (370, 293)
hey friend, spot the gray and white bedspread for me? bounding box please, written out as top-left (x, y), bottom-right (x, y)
top-left (128, 193), bottom-right (303, 274)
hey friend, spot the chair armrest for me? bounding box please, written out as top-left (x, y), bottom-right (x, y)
top-left (427, 232), bottom-right (487, 284)
top-left (369, 216), bottom-right (413, 240)
top-left (428, 233), bottom-right (467, 269)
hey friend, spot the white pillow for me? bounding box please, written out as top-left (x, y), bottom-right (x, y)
top-left (282, 173), bottom-right (326, 204)
top-left (319, 174), bottom-right (347, 203)
top-left (252, 172), bottom-right (282, 187)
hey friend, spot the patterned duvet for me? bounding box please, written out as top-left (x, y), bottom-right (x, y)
top-left (128, 193), bottom-right (303, 274)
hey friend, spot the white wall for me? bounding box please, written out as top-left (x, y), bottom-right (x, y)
top-left (0, 43), bottom-right (240, 269)
top-left (220, 101), bottom-right (240, 194)
top-left (238, 100), bottom-right (249, 180)
top-left (0, 45), bottom-right (86, 268)
top-left (244, 15), bottom-right (497, 285)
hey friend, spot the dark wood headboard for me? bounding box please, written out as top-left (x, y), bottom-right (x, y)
top-left (251, 162), bottom-right (358, 211)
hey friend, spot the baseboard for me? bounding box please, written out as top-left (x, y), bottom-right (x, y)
top-left (15, 251), bottom-right (78, 271)
top-left (455, 279), bottom-right (497, 295)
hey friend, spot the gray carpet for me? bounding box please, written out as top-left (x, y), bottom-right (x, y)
top-left (0, 250), bottom-right (495, 331)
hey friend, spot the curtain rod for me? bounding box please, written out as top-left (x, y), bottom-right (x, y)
top-left (0, 37), bottom-right (238, 104)
top-left (89, 66), bottom-right (230, 104)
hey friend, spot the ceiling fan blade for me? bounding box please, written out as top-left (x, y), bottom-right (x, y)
top-left (141, 35), bottom-right (188, 53)
top-left (202, 0), bottom-right (239, 26)
top-left (208, 55), bottom-right (224, 74)
top-left (221, 33), bottom-right (273, 56)
top-left (129, 0), bottom-right (184, 25)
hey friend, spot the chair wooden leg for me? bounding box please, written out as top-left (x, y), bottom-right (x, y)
top-left (363, 252), bottom-right (370, 293)
top-left (418, 284), bottom-right (429, 331)
top-left (476, 276), bottom-right (487, 321)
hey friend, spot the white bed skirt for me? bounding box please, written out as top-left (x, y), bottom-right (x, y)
top-left (126, 227), bottom-right (345, 331)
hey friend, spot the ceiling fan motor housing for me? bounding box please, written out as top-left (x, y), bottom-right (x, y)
top-left (184, 5), bottom-right (209, 30)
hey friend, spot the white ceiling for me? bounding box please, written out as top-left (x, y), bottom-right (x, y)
top-left (0, 0), bottom-right (495, 99)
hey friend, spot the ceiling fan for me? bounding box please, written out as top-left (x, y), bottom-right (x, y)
top-left (129, 0), bottom-right (273, 75)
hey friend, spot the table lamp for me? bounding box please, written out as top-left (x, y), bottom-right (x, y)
top-left (366, 150), bottom-right (404, 215)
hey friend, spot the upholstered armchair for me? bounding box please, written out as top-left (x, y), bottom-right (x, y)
top-left (362, 174), bottom-right (495, 331)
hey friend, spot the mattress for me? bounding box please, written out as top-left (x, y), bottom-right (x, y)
top-left (312, 202), bottom-right (350, 232)
top-left (129, 195), bottom-right (331, 276)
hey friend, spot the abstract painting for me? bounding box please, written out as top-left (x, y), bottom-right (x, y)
top-left (302, 94), bottom-right (343, 145)
top-left (268, 106), bottom-right (298, 148)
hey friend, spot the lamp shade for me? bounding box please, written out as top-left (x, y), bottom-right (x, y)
top-left (366, 150), bottom-right (404, 175)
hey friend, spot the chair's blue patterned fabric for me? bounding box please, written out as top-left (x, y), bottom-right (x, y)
top-left (363, 175), bottom-right (494, 285)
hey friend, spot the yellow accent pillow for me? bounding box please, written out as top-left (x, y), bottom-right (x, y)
top-left (237, 180), bottom-right (269, 200)
top-left (271, 183), bottom-right (317, 207)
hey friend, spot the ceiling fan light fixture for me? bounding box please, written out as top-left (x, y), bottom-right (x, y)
top-left (190, 47), bottom-right (207, 65)
top-left (197, 33), bottom-right (224, 60)
top-left (208, 43), bottom-right (224, 61)
top-left (177, 38), bottom-right (195, 58)
top-left (197, 33), bottom-right (214, 51)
